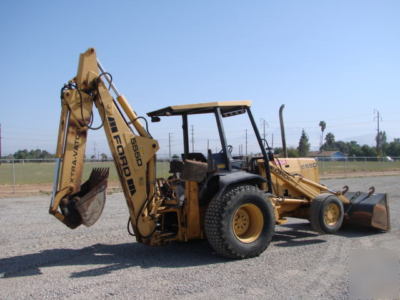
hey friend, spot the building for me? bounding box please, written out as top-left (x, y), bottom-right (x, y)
top-left (307, 151), bottom-right (347, 161)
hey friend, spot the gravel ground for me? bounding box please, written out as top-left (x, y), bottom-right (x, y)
top-left (0, 176), bottom-right (399, 299)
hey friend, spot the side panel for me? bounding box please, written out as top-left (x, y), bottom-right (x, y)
top-left (258, 158), bottom-right (321, 199)
top-left (185, 181), bottom-right (201, 239)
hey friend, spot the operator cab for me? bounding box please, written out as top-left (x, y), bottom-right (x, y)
top-left (147, 101), bottom-right (253, 175)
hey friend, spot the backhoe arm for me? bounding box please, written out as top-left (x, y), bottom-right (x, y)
top-left (50, 48), bottom-right (159, 241)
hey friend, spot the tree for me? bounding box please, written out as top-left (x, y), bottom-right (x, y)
top-left (287, 147), bottom-right (299, 157)
top-left (273, 147), bottom-right (282, 155)
top-left (376, 130), bottom-right (388, 156)
top-left (335, 141), bottom-right (349, 154)
top-left (319, 121), bottom-right (326, 150)
top-left (347, 141), bottom-right (362, 157)
top-left (297, 129), bottom-right (310, 156)
top-left (361, 145), bottom-right (377, 157)
top-left (387, 138), bottom-right (400, 157)
top-left (274, 147), bottom-right (299, 157)
top-left (321, 132), bottom-right (336, 151)
top-left (100, 153), bottom-right (108, 161)
top-left (13, 149), bottom-right (54, 159)
top-left (14, 149), bottom-right (29, 159)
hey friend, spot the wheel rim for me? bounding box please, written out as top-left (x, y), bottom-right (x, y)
top-left (232, 203), bottom-right (264, 243)
top-left (323, 203), bottom-right (341, 226)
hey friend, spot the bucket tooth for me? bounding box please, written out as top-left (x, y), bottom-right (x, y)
top-left (73, 168), bottom-right (109, 227)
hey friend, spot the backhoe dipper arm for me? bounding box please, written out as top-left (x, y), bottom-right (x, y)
top-left (50, 48), bottom-right (159, 241)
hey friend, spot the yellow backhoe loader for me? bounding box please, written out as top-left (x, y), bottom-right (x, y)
top-left (50, 48), bottom-right (390, 259)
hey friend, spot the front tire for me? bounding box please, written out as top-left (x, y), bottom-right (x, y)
top-left (204, 185), bottom-right (275, 259)
top-left (310, 193), bottom-right (344, 234)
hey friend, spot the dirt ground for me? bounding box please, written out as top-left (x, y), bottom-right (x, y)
top-left (0, 176), bottom-right (399, 299)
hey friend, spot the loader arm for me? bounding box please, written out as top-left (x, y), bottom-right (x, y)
top-left (50, 48), bottom-right (159, 241)
top-left (258, 159), bottom-right (389, 231)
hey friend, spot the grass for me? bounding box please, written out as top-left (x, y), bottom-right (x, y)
top-left (0, 161), bottom-right (170, 185)
top-left (0, 160), bottom-right (399, 185)
top-left (318, 160), bottom-right (400, 175)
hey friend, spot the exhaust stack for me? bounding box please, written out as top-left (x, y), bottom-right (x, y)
top-left (279, 104), bottom-right (288, 158)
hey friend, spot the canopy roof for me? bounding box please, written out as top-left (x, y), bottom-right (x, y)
top-left (147, 101), bottom-right (252, 117)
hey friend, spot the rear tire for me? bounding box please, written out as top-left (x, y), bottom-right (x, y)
top-left (310, 193), bottom-right (344, 234)
top-left (204, 185), bottom-right (275, 259)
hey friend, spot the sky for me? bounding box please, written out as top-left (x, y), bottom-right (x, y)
top-left (0, 0), bottom-right (399, 158)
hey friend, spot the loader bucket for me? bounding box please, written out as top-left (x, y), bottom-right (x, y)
top-left (344, 191), bottom-right (390, 231)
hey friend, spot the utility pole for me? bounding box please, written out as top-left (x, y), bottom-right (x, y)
top-left (260, 119), bottom-right (267, 141)
top-left (245, 129), bottom-right (248, 156)
top-left (207, 139), bottom-right (209, 151)
top-left (0, 123), bottom-right (2, 159)
top-left (263, 120), bottom-right (266, 141)
top-left (374, 110), bottom-right (382, 155)
top-left (93, 142), bottom-right (97, 160)
top-left (271, 133), bottom-right (274, 148)
top-left (168, 132), bottom-right (172, 159)
top-left (191, 125), bottom-right (194, 152)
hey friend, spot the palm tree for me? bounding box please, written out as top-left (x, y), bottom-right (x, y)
top-left (319, 121), bottom-right (326, 150)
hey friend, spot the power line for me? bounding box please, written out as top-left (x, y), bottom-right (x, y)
top-left (260, 119), bottom-right (267, 141)
top-left (271, 133), bottom-right (274, 148)
top-left (93, 142), bottom-right (97, 159)
top-left (168, 132), bottom-right (172, 159)
top-left (245, 129), bottom-right (248, 156)
top-left (374, 109), bottom-right (382, 155)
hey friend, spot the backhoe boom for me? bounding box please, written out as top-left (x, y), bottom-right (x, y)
top-left (50, 48), bottom-right (159, 242)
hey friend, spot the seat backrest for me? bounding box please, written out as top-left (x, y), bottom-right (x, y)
top-left (182, 152), bottom-right (207, 163)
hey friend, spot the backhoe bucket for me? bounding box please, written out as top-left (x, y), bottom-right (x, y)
top-left (344, 191), bottom-right (390, 231)
top-left (74, 168), bottom-right (109, 227)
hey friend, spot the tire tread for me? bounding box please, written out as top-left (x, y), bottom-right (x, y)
top-left (205, 185), bottom-right (274, 259)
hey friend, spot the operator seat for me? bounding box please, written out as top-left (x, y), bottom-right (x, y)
top-left (181, 152), bottom-right (207, 163)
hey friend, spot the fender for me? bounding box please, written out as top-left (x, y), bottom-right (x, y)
top-left (200, 171), bottom-right (267, 205)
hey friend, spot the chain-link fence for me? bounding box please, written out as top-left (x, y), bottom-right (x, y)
top-left (1, 157), bottom-right (399, 195)
top-left (0, 159), bottom-right (170, 196)
top-left (315, 156), bottom-right (400, 176)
